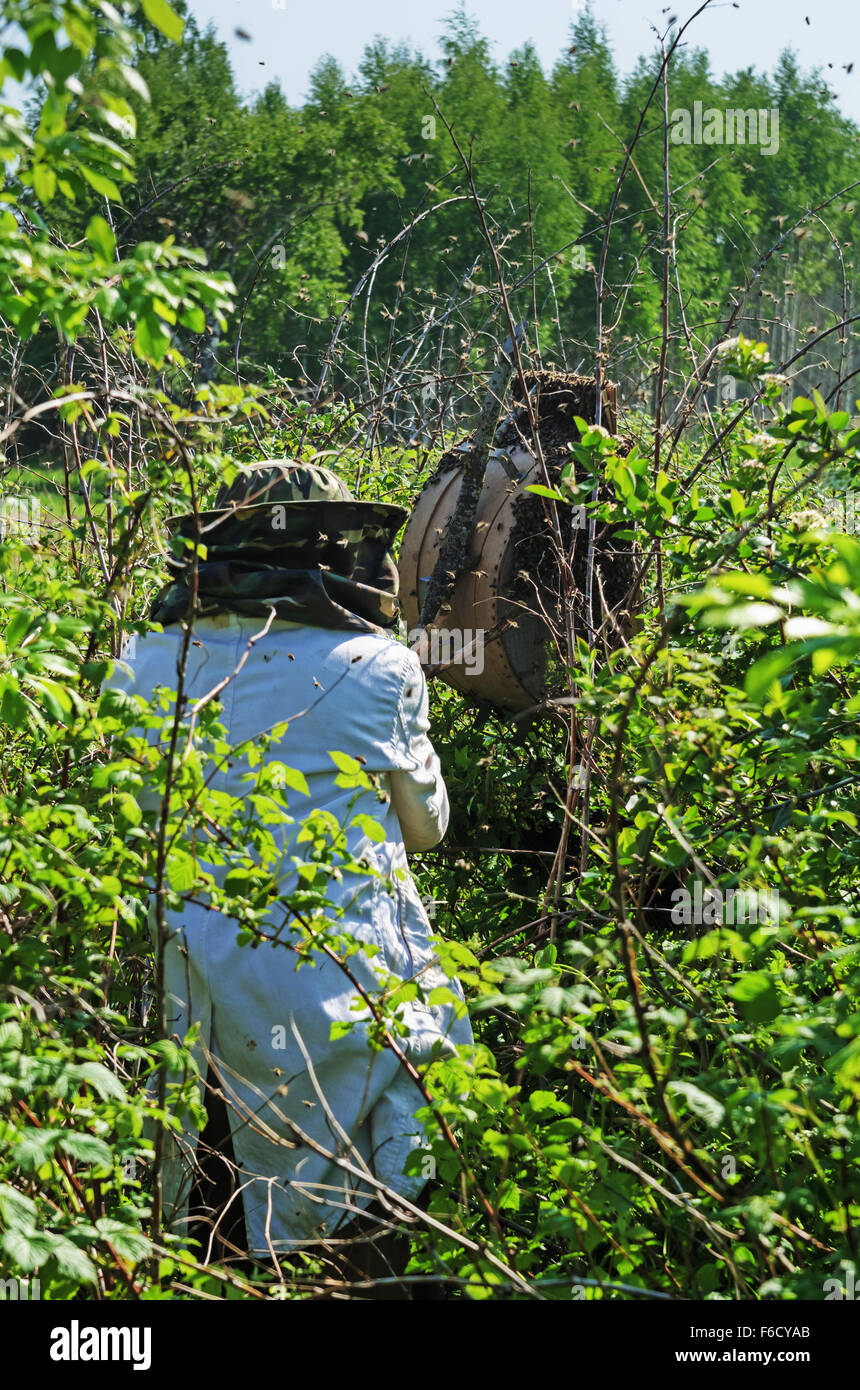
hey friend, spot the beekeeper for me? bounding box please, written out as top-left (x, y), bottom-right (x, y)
top-left (106, 460), bottom-right (473, 1263)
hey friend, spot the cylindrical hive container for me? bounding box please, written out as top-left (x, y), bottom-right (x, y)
top-left (398, 373), bottom-right (628, 712)
top-left (400, 375), bottom-right (636, 711)
top-left (398, 448), bottom-right (551, 709)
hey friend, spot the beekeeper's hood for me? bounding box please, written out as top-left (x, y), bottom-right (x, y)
top-left (150, 460), bottom-right (408, 633)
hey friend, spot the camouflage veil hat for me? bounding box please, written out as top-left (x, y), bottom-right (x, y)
top-left (163, 460), bottom-right (407, 529)
top-left (151, 460), bottom-right (409, 633)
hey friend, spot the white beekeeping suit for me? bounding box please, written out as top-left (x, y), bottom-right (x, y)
top-left (106, 461), bottom-right (474, 1256)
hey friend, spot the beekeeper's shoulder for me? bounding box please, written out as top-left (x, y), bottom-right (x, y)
top-left (344, 630), bottom-right (419, 699)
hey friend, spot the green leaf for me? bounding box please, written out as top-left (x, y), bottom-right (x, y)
top-left (29, 677), bottom-right (73, 722)
top-left (79, 166), bottom-right (121, 200)
top-left (14, 1129), bottom-right (59, 1169)
top-left (4, 606), bottom-right (34, 648)
top-left (51, 1237), bottom-right (98, 1284)
top-left (59, 1133), bottom-right (113, 1169)
top-left (351, 812), bottom-right (386, 842)
top-left (0, 1019), bottom-right (23, 1050)
top-left (119, 65), bottom-right (151, 102)
top-left (524, 484), bottom-right (565, 501)
top-left (702, 602), bottom-right (782, 631)
top-left (745, 647), bottom-right (794, 701)
top-left (528, 1089), bottom-right (568, 1115)
top-left (73, 1062), bottom-right (126, 1102)
top-left (115, 792), bottom-right (142, 826)
top-left (94, 1218), bottom-right (151, 1263)
top-left (166, 849), bottom-right (196, 892)
top-left (0, 682), bottom-right (29, 726)
top-left (328, 750), bottom-right (361, 774)
top-left (497, 1179), bottom-right (521, 1211)
top-left (85, 214), bottom-right (116, 261)
top-left (133, 311), bottom-right (171, 364)
top-left (715, 572), bottom-right (774, 599)
top-left (223, 868), bottom-right (252, 896)
top-left (1, 1226), bottom-right (55, 1271)
top-left (31, 163), bottom-right (56, 203)
top-left (667, 1081), bottom-right (725, 1127)
top-left (272, 765), bottom-right (309, 796)
top-left (0, 1185), bottom-right (37, 1228)
top-left (731, 972), bottom-right (780, 1024)
top-left (140, 0), bottom-right (185, 42)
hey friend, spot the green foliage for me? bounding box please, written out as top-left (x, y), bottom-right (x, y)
top-left (77, 2), bottom-right (859, 403)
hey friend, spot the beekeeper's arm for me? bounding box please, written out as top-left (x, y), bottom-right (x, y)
top-left (387, 648), bottom-right (449, 852)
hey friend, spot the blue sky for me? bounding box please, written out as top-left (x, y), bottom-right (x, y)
top-left (184, 0), bottom-right (860, 121)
